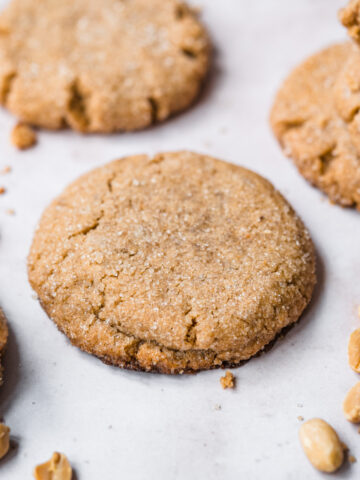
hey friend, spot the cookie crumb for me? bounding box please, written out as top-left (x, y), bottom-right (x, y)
top-left (297, 416), bottom-right (304, 421)
top-left (214, 404), bottom-right (221, 411)
top-left (349, 454), bottom-right (357, 464)
top-left (11, 123), bottom-right (37, 150)
top-left (0, 187), bottom-right (5, 195)
top-left (220, 370), bottom-right (235, 389)
top-left (0, 166), bottom-right (11, 175)
top-left (6, 209), bottom-right (15, 216)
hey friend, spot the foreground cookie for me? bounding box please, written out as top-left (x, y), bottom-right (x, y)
top-left (271, 43), bottom-right (360, 209)
top-left (28, 152), bottom-right (316, 374)
top-left (0, 0), bottom-right (209, 132)
top-left (0, 309), bottom-right (8, 384)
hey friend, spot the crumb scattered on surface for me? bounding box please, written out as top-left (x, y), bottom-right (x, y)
top-left (297, 416), bottom-right (304, 421)
top-left (0, 166), bottom-right (11, 175)
top-left (349, 454), bottom-right (357, 464)
top-left (6, 209), bottom-right (15, 215)
top-left (214, 404), bottom-right (221, 411)
top-left (220, 370), bottom-right (235, 389)
top-left (0, 187), bottom-right (5, 195)
top-left (11, 123), bottom-right (37, 150)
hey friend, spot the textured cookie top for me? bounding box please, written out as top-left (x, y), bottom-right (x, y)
top-left (340, 0), bottom-right (360, 43)
top-left (0, 0), bottom-right (209, 132)
top-left (271, 43), bottom-right (360, 209)
top-left (0, 309), bottom-right (8, 385)
top-left (28, 152), bottom-right (315, 372)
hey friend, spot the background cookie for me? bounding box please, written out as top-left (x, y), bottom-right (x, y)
top-left (0, 0), bottom-right (210, 132)
top-left (271, 43), bottom-right (360, 209)
top-left (0, 308), bottom-right (8, 385)
top-left (334, 43), bottom-right (360, 154)
top-left (340, 0), bottom-right (360, 43)
top-left (28, 151), bottom-right (316, 374)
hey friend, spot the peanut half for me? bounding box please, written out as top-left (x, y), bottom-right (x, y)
top-left (299, 418), bottom-right (344, 473)
top-left (348, 328), bottom-right (360, 372)
top-left (0, 423), bottom-right (10, 460)
top-left (343, 382), bottom-right (360, 423)
top-left (34, 452), bottom-right (72, 480)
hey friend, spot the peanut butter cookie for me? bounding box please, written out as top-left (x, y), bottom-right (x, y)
top-left (0, 0), bottom-right (209, 132)
top-left (271, 43), bottom-right (360, 209)
top-left (0, 309), bottom-right (8, 385)
top-left (340, 0), bottom-right (360, 43)
top-left (28, 151), bottom-right (316, 374)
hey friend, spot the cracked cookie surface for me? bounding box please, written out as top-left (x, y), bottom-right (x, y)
top-left (0, 309), bottom-right (8, 385)
top-left (28, 151), bottom-right (316, 374)
top-left (271, 43), bottom-right (360, 209)
top-left (0, 0), bottom-right (210, 132)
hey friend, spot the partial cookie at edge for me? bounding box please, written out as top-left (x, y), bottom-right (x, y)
top-left (340, 0), bottom-right (360, 43)
top-left (271, 43), bottom-right (360, 209)
top-left (0, 309), bottom-right (8, 384)
top-left (0, 0), bottom-right (210, 132)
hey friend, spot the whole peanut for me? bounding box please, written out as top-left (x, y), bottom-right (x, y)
top-left (343, 382), bottom-right (360, 423)
top-left (299, 418), bottom-right (344, 473)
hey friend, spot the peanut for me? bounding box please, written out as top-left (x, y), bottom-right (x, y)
top-left (348, 328), bottom-right (360, 372)
top-left (33, 452), bottom-right (72, 480)
top-left (299, 418), bottom-right (344, 473)
top-left (0, 423), bottom-right (10, 460)
top-left (343, 382), bottom-right (360, 423)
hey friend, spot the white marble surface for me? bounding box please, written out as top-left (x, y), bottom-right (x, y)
top-left (0, 0), bottom-right (359, 478)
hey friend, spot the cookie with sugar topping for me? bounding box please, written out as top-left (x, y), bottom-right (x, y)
top-left (0, 0), bottom-right (210, 132)
top-left (271, 43), bottom-right (360, 209)
top-left (28, 151), bottom-right (316, 374)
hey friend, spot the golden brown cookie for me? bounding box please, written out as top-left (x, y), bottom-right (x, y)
top-left (340, 0), bottom-right (360, 43)
top-left (333, 44), bottom-right (360, 154)
top-left (0, 309), bottom-right (8, 385)
top-left (271, 43), bottom-right (360, 209)
top-left (0, 0), bottom-right (210, 133)
top-left (28, 151), bottom-right (316, 374)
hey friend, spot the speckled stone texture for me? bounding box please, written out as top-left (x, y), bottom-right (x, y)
top-left (28, 152), bottom-right (316, 374)
top-left (0, 0), bottom-right (210, 132)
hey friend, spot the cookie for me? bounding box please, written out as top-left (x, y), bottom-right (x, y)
top-left (28, 151), bottom-right (316, 374)
top-left (333, 44), bottom-right (360, 155)
top-left (0, 309), bottom-right (8, 385)
top-left (271, 43), bottom-right (360, 209)
top-left (0, 0), bottom-right (210, 133)
top-left (340, 0), bottom-right (360, 43)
